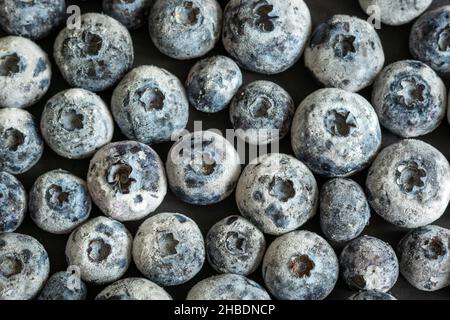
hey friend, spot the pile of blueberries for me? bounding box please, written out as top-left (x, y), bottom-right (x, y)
top-left (0, 0), bottom-right (450, 301)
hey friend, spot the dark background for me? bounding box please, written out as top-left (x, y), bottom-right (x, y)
top-left (4, 0), bottom-right (450, 300)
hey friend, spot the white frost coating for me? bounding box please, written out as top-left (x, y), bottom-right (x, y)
top-left (96, 277), bottom-right (172, 300)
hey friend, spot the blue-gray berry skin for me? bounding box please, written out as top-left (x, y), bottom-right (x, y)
top-left (132, 213), bottom-right (205, 286)
top-left (230, 81), bottom-right (295, 145)
top-left (0, 171), bottom-right (26, 233)
top-left (112, 66), bottom-right (189, 145)
top-left (54, 13), bottom-right (134, 92)
top-left (222, 0), bottom-right (312, 75)
top-left (186, 55), bottom-right (242, 113)
top-left (291, 88), bottom-right (382, 178)
top-left (397, 225), bottom-right (450, 291)
top-left (95, 277), bottom-right (172, 300)
top-left (348, 290), bottom-right (396, 300)
top-left (0, 108), bottom-right (44, 175)
top-left (149, 0), bottom-right (222, 60)
top-left (206, 215), bottom-right (266, 276)
top-left (0, 0), bottom-right (66, 40)
top-left (340, 236), bottom-right (399, 293)
top-left (37, 271), bottom-right (87, 300)
top-left (103, 0), bottom-right (153, 30)
top-left (262, 230), bottom-right (338, 300)
top-left (0, 233), bottom-right (50, 300)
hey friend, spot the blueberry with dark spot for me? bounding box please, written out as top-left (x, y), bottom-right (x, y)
top-left (103, 0), bottom-right (154, 30)
top-left (96, 277), bottom-right (172, 300)
top-left (348, 290), bottom-right (396, 300)
top-left (0, 171), bottom-right (26, 233)
top-left (37, 271), bottom-right (87, 300)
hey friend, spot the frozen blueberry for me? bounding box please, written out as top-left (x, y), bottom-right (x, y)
top-left (366, 139), bottom-right (450, 228)
top-left (372, 60), bottom-right (447, 138)
top-left (37, 271), bottom-right (87, 300)
top-left (103, 0), bottom-right (153, 30)
top-left (0, 0), bottom-right (66, 40)
top-left (29, 170), bottom-right (91, 235)
top-left (149, 0), bottom-right (222, 60)
top-left (187, 274), bottom-right (271, 300)
top-left (236, 153), bottom-right (318, 236)
top-left (0, 171), bottom-right (26, 233)
top-left (0, 36), bottom-right (51, 108)
top-left (186, 55), bottom-right (242, 113)
top-left (41, 89), bottom-right (114, 159)
top-left (262, 230), bottom-right (338, 300)
top-left (54, 13), bottom-right (134, 92)
top-left (112, 66), bottom-right (189, 145)
top-left (166, 131), bottom-right (241, 205)
top-left (230, 81), bottom-right (295, 145)
top-left (66, 216), bottom-right (132, 285)
top-left (0, 108), bottom-right (44, 174)
top-left (291, 88), bottom-right (382, 178)
top-left (348, 290), bottom-right (396, 300)
top-left (132, 212), bottom-right (205, 286)
top-left (222, 0), bottom-right (312, 74)
top-left (0, 233), bottom-right (50, 300)
top-left (305, 15), bottom-right (384, 92)
top-left (87, 141), bottom-right (167, 221)
top-left (206, 215), bottom-right (266, 276)
top-left (340, 236), bottom-right (399, 292)
top-left (96, 277), bottom-right (172, 300)
top-left (397, 225), bottom-right (450, 291)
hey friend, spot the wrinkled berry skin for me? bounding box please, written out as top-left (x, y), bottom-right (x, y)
top-left (230, 81), bottom-right (295, 145)
top-left (0, 171), bottom-right (26, 233)
top-left (37, 271), bottom-right (87, 300)
top-left (320, 178), bottom-right (370, 244)
top-left (291, 88), bottom-right (381, 178)
top-left (186, 55), bottom-right (242, 113)
top-left (103, 0), bottom-right (153, 30)
top-left (96, 277), bottom-right (172, 300)
top-left (112, 66), bottom-right (189, 145)
top-left (366, 139), bottom-right (450, 229)
top-left (398, 225), bottom-right (450, 291)
top-left (187, 274), bottom-right (271, 300)
top-left (206, 215), bottom-right (266, 276)
top-left (236, 153), bottom-right (318, 236)
top-left (305, 15), bottom-right (384, 92)
top-left (132, 213), bottom-right (205, 286)
top-left (222, 0), bottom-right (312, 75)
top-left (54, 13), bottom-right (134, 92)
top-left (340, 236), bottom-right (399, 293)
top-left (149, 0), bottom-right (222, 60)
top-left (348, 290), bottom-right (396, 300)
top-left (262, 230), bottom-right (338, 300)
top-left (0, 233), bottom-right (50, 300)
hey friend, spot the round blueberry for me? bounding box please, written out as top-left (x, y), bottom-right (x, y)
top-left (37, 271), bottom-right (87, 300)
top-left (103, 0), bottom-right (153, 30)
top-left (96, 277), bottom-right (172, 300)
top-left (348, 290), bottom-right (396, 300)
top-left (0, 171), bottom-right (26, 233)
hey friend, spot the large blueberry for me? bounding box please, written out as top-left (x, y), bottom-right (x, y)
top-left (0, 171), bottom-right (26, 233)
top-left (103, 0), bottom-right (153, 30)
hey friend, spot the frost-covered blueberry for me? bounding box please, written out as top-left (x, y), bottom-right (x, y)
top-left (87, 141), bottom-right (167, 222)
top-left (41, 89), bottom-right (114, 159)
top-left (37, 271), bottom-right (87, 300)
top-left (230, 81), bottom-right (295, 145)
top-left (96, 277), bottom-right (172, 300)
top-left (222, 0), bottom-right (312, 74)
top-left (291, 88), bottom-right (381, 178)
top-left (372, 60), bottom-right (447, 138)
top-left (65, 216), bottom-right (132, 285)
top-left (149, 0), bottom-right (222, 60)
top-left (0, 108), bottom-right (43, 174)
top-left (0, 171), bottom-right (26, 233)
top-left (340, 236), bottom-right (399, 292)
top-left (0, 36), bottom-right (51, 108)
top-left (305, 15), bottom-right (384, 92)
top-left (236, 153), bottom-right (318, 236)
top-left (186, 55), bottom-right (242, 113)
top-left (320, 178), bottom-right (370, 244)
top-left (0, 233), bottom-right (50, 300)
top-left (103, 0), bottom-right (153, 30)
top-left (206, 215), bottom-right (266, 276)
top-left (166, 131), bottom-right (241, 205)
top-left (54, 13), bottom-right (134, 92)
top-left (187, 274), bottom-right (270, 300)
top-left (397, 225), bottom-right (450, 291)
top-left (348, 290), bottom-right (396, 300)
top-left (366, 139), bottom-right (450, 228)
top-left (132, 212), bottom-right (205, 286)
top-left (112, 66), bottom-right (189, 145)
top-left (262, 230), bottom-right (338, 300)
top-left (29, 170), bottom-right (91, 235)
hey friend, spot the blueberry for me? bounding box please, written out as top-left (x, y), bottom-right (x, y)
top-left (348, 290), bottom-right (396, 300)
top-left (0, 171), bottom-right (26, 233)
top-left (103, 0), bottom-right (154, 30)
top-left (366, 139), bottom-right (450, 228)
top-left (37, 271), bottom-right (87, 300)
top-left (132, 212), bottom-right (205, 286)
top-left (222, 0), bottom-right (312, 74)
top-left (112, 66), bottom-right (189, 145)
top-left (96, 277), bottom-right (172, 300)
top-left (262, 230), bottom-right (338, 300)
top-left (291, 88), bottom-right (382, 178)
